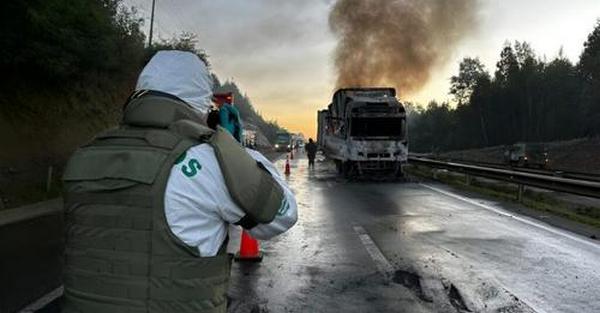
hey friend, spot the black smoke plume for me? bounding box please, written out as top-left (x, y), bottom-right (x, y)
top-left (330, 0), bottom-right (478, 96)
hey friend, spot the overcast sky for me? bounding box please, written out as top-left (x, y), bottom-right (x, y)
top-left (125, 0), bottom-right (600, 138)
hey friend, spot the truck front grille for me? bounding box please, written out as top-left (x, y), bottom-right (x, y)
top-left (367, 153), bottom-right (391, 158)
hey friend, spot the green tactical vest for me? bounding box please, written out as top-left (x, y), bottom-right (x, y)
top-left (61, 92), bottom-right (234, 313)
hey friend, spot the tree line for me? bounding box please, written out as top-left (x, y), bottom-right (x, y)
top-left (0, 0), bottom-right (282, 163)
top-left (0, 0), bottom-right (285, 208)
top-left (408, 20), bottom-right (600, 153)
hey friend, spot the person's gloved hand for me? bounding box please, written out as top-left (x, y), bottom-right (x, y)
top-left (219, 104), bottom-right (243, 142)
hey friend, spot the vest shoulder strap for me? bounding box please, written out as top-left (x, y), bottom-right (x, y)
top-left (169, 119), bottom-right (214, 142)
top-left (210, 127), bottom-right (285, 225)
top-left (63, 128), bottom-right (182, 187)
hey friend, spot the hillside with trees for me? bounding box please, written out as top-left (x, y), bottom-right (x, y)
top-left (409, 21), bottom-right (600, 153)
top-left (0, 0), bottom-right (283, 209)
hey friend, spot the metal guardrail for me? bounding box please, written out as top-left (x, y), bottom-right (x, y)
top-left (408, 157), bottom-right (600, 199)
top-left (443, 158), bottom-right (600, 183)
top-left (0, 200), bottom-right (64, 313)
top-left (408, 153), bottom-right (600, 183)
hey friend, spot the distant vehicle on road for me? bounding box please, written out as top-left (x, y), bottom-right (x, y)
top-left (275, 131), bottom-right (292, 152)
top-left (317, 88), bottom-right (408, 177)
top-left (504, 143), bottom-right (549, 168)
top-left (291, 134), bottom-right (305, 150)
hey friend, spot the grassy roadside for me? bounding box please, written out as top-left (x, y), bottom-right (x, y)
top-left (406, 165), bottom-right (600, 230)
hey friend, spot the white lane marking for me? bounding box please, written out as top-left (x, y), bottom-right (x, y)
top-left (420, 183), bottom-right (600, 250)
top-left (18, 286), bottom-right (63, 313)
top-left (353, 225), bottom-right (394, 277)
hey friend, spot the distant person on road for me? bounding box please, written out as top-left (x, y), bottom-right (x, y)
top-left (306, 138), bottom-right (318, 168)
top-left (61, 50), bottom-right (297, 313)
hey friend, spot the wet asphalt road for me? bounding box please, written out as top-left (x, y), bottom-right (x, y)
top-left (228, 153), bottom-right (600, 313)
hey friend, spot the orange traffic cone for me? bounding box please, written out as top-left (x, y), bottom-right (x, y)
top-left (234, 230), bottom-right (263, 262)
top-left (284, 157), bottom-right (291, 176)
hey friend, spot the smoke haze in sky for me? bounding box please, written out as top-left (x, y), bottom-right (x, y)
top-left (330, 0), bottom-right (479, 96)
top-left (124, 0), bottom-right (600, 137)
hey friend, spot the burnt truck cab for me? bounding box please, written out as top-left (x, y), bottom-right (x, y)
top-left (318, 88), bottom-right (408, 176)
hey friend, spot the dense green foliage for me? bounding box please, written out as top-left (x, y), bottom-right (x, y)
top-left (0, 0), bottom-right (145, 84)
top-left (0, 0), bottom-right (282, 208)
top-left (145, 32), bottom-right (210, 66)
top-left (0, 0), bottom-right (280, 155)
top-left (0, 0), bottom-right (148, 208)
top-left (409, 20), bottom-right (600, 153)
top-left (0, 0), bottom-right (146, 148)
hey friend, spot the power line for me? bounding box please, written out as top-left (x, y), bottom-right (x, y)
top-left (148, 0), bottom-right (156, 46)
top-left (128, 0), bottom-right (195, 45)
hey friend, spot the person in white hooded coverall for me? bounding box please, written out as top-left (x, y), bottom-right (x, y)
top-left (61, 50), bottom-right (297, 313)
top-left (136, 51), bottom-right (298, 256)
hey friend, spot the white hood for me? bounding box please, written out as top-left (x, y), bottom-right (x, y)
top-left (136, 50), bottom-right (213, 113)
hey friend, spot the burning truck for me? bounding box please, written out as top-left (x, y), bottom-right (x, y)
top-left (317, 88), bottom-right (408, 177)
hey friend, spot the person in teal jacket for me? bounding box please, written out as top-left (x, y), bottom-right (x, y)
top-left (219, 103), bottom-right (243, 142)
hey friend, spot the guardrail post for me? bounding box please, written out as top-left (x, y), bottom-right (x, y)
top-left (465, 174), bottom-right (472, 186)
top-left (517, 184), bottom-right (525, 203)
top-left (46, 166), bottom-right (54, 196)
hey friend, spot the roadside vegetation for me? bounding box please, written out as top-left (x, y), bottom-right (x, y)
top-left (405, 20), bottom-right (600, 233)
top-left (0, 0), bottom-right (283, 209)
top-left (408, 20), bottom-right (600, 153)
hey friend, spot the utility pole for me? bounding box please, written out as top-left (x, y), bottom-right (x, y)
top-left (148, 0), bottom-right (156, 47)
